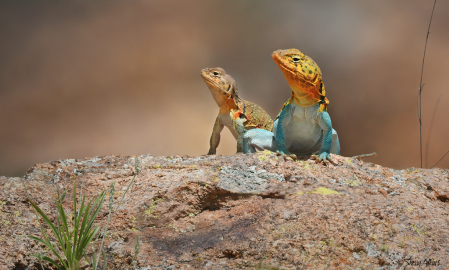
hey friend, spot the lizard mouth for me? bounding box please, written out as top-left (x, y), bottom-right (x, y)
top-left (201, 74), bottom-right (221, 89)
top-left (201, 73), bottom-right (232, 98)
top-left (272, 52), bottom-right (305, 79)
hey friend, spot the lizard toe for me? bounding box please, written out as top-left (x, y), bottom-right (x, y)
top-left (311, 153), bottom-right (336, 165)
top-left (276, 150), bottom-right (297, 160)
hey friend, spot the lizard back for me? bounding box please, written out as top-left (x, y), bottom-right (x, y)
top-left (235, 100), bottom-right (273, 131)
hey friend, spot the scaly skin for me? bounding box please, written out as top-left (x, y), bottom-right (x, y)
top-left (201, 67), bottom-right (273, 155)
top-left (243, 49), bottom-right (340, 163)
top-left (272, 49), bottom-right (329, 111)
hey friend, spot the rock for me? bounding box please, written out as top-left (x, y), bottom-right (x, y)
top-left (0, 152), bottom-right (448, 269)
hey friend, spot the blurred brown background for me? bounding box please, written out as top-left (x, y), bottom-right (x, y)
top-left (1, 0), bottom-right (448, 177)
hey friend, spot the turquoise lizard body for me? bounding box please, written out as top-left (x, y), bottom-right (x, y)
top-left (243, 49), bottom-right (340, 163)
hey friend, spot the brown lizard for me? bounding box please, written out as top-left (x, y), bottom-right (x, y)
top-left (201, 67), bottom-right (273, 154)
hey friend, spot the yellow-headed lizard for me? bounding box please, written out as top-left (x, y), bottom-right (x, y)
top-left (243, 49), bottom-right (340, 163)
top-left (201, 67), bottom-right (273, 154)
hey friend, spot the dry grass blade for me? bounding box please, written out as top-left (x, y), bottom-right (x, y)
top-left (417, 0), bottom-right (437, 168)
top-left (431, 150), bottom-right (449, 169)
top-left (94, 157), bottom-right (141, 269)
top-left (127, 235), bottom-right (140, 270)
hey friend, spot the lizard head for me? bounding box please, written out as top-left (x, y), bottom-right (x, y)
top-left (272, 48), bottom-right (328, 108)
top-left (201, 67), bottom-right (239, 111)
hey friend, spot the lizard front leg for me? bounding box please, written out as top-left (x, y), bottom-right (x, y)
top-left (314, 111), bottom-right (335, 163)
top-left (208, 116), bottom-right (224, 155)
top-left (330, 129), bottom-right (341, 155)
top-left (234, 117), bottom-right (246, 153)
top-left (275, 103), bottom-right (295, 156)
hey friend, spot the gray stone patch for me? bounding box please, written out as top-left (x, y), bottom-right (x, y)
top-left (365, 242), bottom-right (380, 257)
top-left (25, 168), bottom-right (51, 182)
top-left (248, 166), bottom-right (285, 182)
top-left (59, 159), bottom-right (76, 167)
top-left (51, 173), bottom-right (60, 183)
top-left (108, 239), bottom-right (128, 258)
top-left (84, 157), bottom-right (103, 164)
top-left (72, 168), bottom-right (84, 175)
top-left (167, 158), bottom-right (183, 164)
top-left (391, 174), bottom-right (407, 186)
top-left (190, 156), bottom-right (208, 162)
top-left (138, 154), bottom-right (155, 166)
top-left (389, 168), bottom-right (405, 175)
top-left (218, 165), bottom-right (284, 193)
top-left (283, 210), bottom-right (292, 219)
top-left (382, 251), bottom-right (403, 268)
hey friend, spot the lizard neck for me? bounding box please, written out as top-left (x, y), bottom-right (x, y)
top-left (289, 83), bottom-right (323, 107)
top-left (218, 98), bottom-right (239, 114)
top-left (207, 87), bottom-right (237, 113)
top-left (290, 83), bottom-right (328, 112)
top-left (291, 93), bottom-right (317, 107)
top-left (217, 90), bottom-right (241, 115)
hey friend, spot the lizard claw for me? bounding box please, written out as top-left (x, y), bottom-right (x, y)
top-left (207, 149), bottom-right (216, 155)
top-left (276, 150), bottom-right (297, 160)
top-left (311, 152), bottom-right (336, 165)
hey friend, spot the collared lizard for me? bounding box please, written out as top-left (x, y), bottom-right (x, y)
top-left (243, 49), bottom-right (340, 163)
top-left (201, 67), bottom-right (273, 155)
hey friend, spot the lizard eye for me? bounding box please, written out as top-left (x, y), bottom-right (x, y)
top-left (213, 71), bottom-right (221, 76)
top-left (292, 57), bottom-right (300, 63)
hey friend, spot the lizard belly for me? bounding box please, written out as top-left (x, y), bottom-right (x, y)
top-left (218, 113), bottom-right (239, 139)
top-left (284, 103), bottom-right (322, 155)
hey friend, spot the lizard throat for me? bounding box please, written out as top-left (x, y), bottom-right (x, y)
top-left (205, 84), bottom-right (238, 113)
